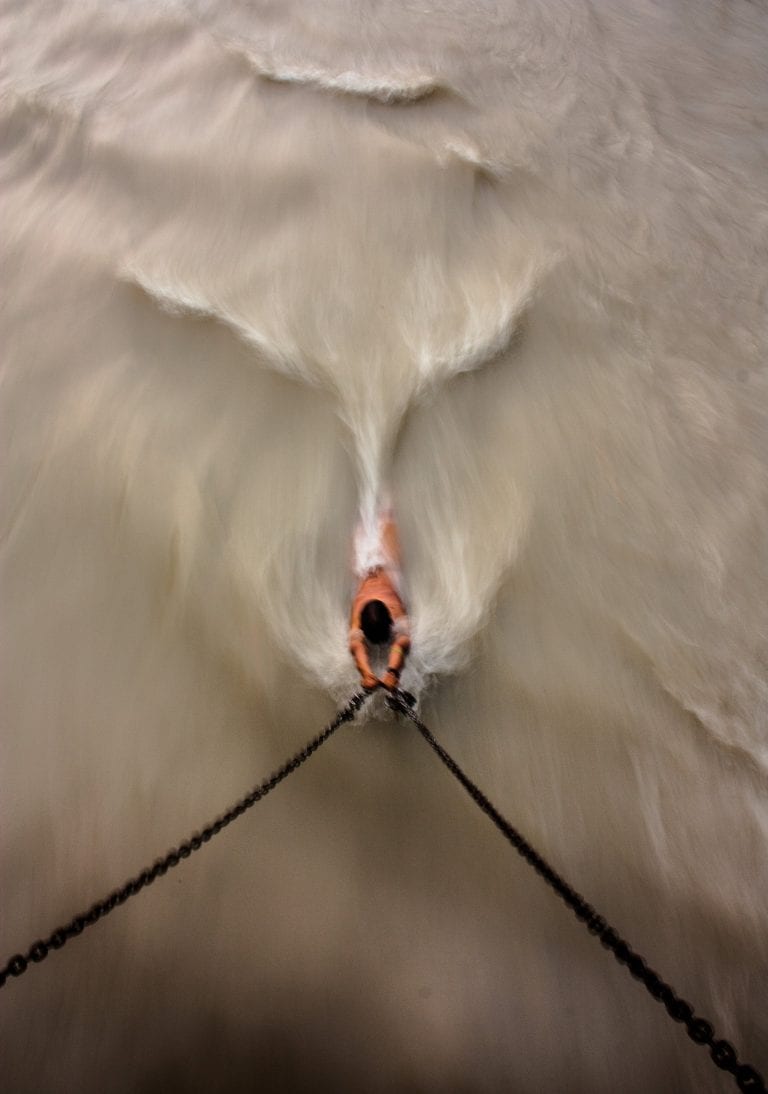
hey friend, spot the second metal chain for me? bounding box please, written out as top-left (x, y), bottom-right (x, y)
top-left (0, 690), bottom-right (369, 990)
top-left (388, 691), bottom-right (766, 1094)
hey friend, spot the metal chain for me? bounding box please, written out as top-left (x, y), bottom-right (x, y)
top-left (4, 683), bottom-right (765, 1093)
top-left (388, 691), bottom-right (766, 1094)
top-left (0, 690), bottom-right (370, 991)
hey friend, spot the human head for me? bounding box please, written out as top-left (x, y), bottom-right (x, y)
top-left (360, 599), bottom-right (393, 645)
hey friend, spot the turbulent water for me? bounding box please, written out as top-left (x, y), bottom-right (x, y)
top-left (2, 1), bottom-right (767, 1090)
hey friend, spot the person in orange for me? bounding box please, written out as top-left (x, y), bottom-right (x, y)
top-left (349, 503), bottom-right (410, 692)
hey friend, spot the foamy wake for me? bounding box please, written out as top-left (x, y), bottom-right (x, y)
top-left (121, 265), bottom-right (313, 385)
top-left (237, 49), bottom-right (440, 103)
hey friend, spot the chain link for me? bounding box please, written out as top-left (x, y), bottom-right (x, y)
top-left (388, 691), bottom-right (766, 1094)
top-left (0, 691), bottom-right (369, 991)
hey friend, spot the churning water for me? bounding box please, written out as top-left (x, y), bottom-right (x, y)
top-left (2, 1), bottom-right (767, 1090)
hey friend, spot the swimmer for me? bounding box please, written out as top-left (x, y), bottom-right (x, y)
top-left (348, 503), bottom-right (410, 692)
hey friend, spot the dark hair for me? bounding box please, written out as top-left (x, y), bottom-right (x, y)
top-left (360, 599), bottom-right (393, 645)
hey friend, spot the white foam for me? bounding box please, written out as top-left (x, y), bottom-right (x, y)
top-left (242, 51), bottom-right (439, 102)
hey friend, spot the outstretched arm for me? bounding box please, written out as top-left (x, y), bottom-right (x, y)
top-left (349, 631), bottom-right (378, 690)
top-left (382, 631), bottom-right (410, 691)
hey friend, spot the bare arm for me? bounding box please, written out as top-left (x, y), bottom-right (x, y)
top-left (349, 632), bottom-right (378, 690)
top-left (383, 631), bottom-right (410, 690)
